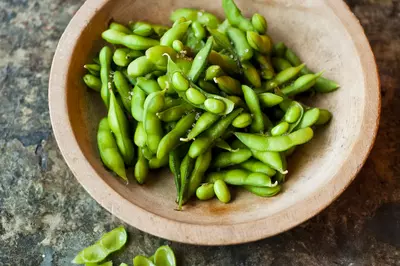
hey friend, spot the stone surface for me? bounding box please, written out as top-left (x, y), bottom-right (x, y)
top-left (0, 0), bottom-right (399, 265)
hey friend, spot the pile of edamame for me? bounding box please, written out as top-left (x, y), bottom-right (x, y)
top-left (72, 226), bottom-right (176, 265)
top-left (83, 0), bottom-right (338, 209)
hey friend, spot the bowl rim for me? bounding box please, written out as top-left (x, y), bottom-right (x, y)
top-left (49, 0), bottom-right (380, 245)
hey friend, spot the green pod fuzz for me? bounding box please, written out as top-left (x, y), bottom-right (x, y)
top-left (251, 13), bottom-right (268, 34)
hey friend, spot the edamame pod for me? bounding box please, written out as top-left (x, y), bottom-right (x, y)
top-left (227, 27), bottom-right (253, 61)
top-left (99, 46), bottom-right (113, 108)
top-left (242, 85), bottom-right (264, 133)
top-left (215, 76), bottom-right (242, 96)
top-left (188, 37), bottom-right (214, 82)
top-left (161, 20), bottom-right (192, 47)
top-left (196, 183), bottom-right (215, 200)
top-left (102, 29), bottom-right (160, 50)
top-left (187, 149), bottom-right (212, 200)
top-left (239, 159), bottom-right (276, 176)
top-left (131, 85), bottom-right (146, 121)
top-left (212, 149), bottom-right (252, 168)
top-left (244, 185), bottom-right (281, 197)
top-left (83, 74), bottom-right (101, 92)
top-left (222, 0), bottom-right (255, 32)
top-left (135, 149), bottom-right (149, 184)
top-left (184, 112), bottom-right (220, 141)
top-left (214, 180), bottom-right (231, 203)
top-left (114, 71), bottom-right (132, 112)
top-left (207, 169), bottom-right (276, 187)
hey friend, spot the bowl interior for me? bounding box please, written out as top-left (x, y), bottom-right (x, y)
top-left (53, 0), bottom-right (379, 244)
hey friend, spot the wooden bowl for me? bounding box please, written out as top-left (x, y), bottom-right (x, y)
top-left (49, 0), bottom-right (380, 245)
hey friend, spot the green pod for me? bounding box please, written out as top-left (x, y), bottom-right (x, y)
top-left (271, 121), bottom-right (289, 136)
top-left (179, 154), bottom-right (196, 208)
top-left (196, 183), bottom-right (215, 200)
top-left (185, 28), bottom-right (205, 53)
top-left (239, 159), bottom-right (276, 176)
top-left (185, 112), bottom-right (220, 141)
top-left (262, 112), bottom-right (274, 131)
top-left (113, 48), bottom-right (143, 67)
top-left (192, 21), bottom-right (206, 40)
top-left (226, 95), bottom-right (247, 109)
top-left (244, 185), bottom-right (281, 197)
top-left (133, 255), bottom-right (156, 266)
top-left (188, 37), bottom-right (214, 82)
top-left (157, 112), bottom-right (197, 159)
top-left (108, 92), bottom-right (135, 165)
top-left (157, 103), bottom-right (193, 122)
top-left (232, 112), bottom-right (252, 128)
top-left (284, 102), bottom-right (302, 123)
top-left (222, 0), bottom-right (255, 32)
top-left (215, 139), bottom-right (239, 152)
top-left (154, 245), bottom-right (177, 266)
top-left (207, 169), bottom-right (275, 187)
top-left (251, 13), bottom-right (268, 34)
top-left (97, 118), bottom-right (127, 181)
top-left (207, 27), bottom-right (234, 53)
top-left (215, 76), bottom-right (242, 96)
top-left (212, 149), bottom-right (252, 168)
top-left (208, 50), bottom-right (240, 74)
top-left (214, 180), bottom-right (231, 203)
top-left (265, 64), bottom-right (305, 90)
top-left (198, 80), bottom-right (220, 94)
top-left (142, 146), bottom-right (154, 160)
top-left (134, 149), bottom-right (149, 184)
top-left (131, 86), bottom-right (146, 121)
top-left (131, 21), bottom-right (154, 36)
top-left (170, 8), bottom-right (220, 29)
top-left (246, 31), bottom-right (272, 55)
top-left (254, 53), bottom-right (275, 80)
top-left (187, 148), bottom-right (212, 200)
top-left (175, 57), bottom-right (193, 74)
top-left (281, 72), bottom-right (324, 96)
top-left (234, 127), bottom-right (314, 152)
top-left (157, 75), bottom-right (171, 91)
top-left (113, 71), bottom-right (132, 112)
top-left (272, 42), bottom-right (287, 57)
top-left (169, 149), bottom-right (182, 202)
top-left (204, 98), bottom-right (226, 114)
top-left (102, 29), bottom-right (160, 50)
top-left (251, 150), bottom-right (286, 173)
top-left (297, 108), bottom-right (320, 129)
top-left (205, 65), bottom-right (226, 81)
top-left (161, 20), bottom-right (192, 47)
top-left (258, 93), bottom-right (283, 108)
top-left (227, 26), bottom-right (253, 61)
top-left (145, 45), bottom-right (177, 71)
top-left (149, 154), bottom-right (169, 169)
top-left (84, 64), bottom-right (100, 76)
top-left (271, 57), bottom-right (292, 72)
top-left (315, 109), bottom-right (332, 125)
top-left (188, 108), bottom-right (242, 158)
top-left (242, 62), bottom-right (262, 88)
top-left (127, 56), bottom-right (156, 78)
top-left (242, 85), bottom-right (264, 133)
top-left (186, 88), bottom-right (206, 105)
top-left (109, 22), bottom-right (131, 34)
top-left (143, 91), bottom-right (165, 153)
top-left (83, 74), bottom-right (101, 92)
top-left (136, 77), bottom-right (162, 94)
top-left (153, 24), bottom-right (170, 36)
top-left (284, 48), bottom-right (339, 93)
top-left (172, 40), bottom-right (185, 52)
top-left (275, 153), bottom-right (287, 183)
top-left (99, 46), bottom-right (113, 108)
top-left (217, 19), bottom-right (231, 33)
top-left (164, 96), bottom-right (183, 108)
top-left (134, 122), bottom-right (147, 148)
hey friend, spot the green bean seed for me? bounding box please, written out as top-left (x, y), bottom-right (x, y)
top-left (214, 180), bottom-right (231, 203)
top-left (205, 65), bottom-right (226, 81)
top-left (196, 183), bottom-right (215, 200)
top-left (204, 98), bottom-right (226, 114)
top-left (83, 74), bottom-right (101, 92)
top-left (284, 102), bottom-right (302, 123)
top-left (271, 121), bottom-right (289, 136)
top-left (172, 72), bottom-right (190, 92)
top-left (297, 108), bottom-right (320, 129)
top-left (232, 113), bottom-right (252, 128)
top-left (186, 88), bottom-right (206, 105)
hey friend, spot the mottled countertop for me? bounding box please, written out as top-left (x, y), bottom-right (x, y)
top-left (0, 0), bottom-right (399, 265)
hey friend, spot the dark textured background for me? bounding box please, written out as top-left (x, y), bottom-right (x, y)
top-left (0, 0), bottom-right (399, 265)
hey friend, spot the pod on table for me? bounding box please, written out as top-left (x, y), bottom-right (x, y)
top-left (154, 245), bottom-right (177, 266)
top-left (133, 256), bottom-right (156, 266)
top-left (157, 112), bottom-right (197, 159)
top-left (207, 169), bottom-right (276, 187)
top-left (212, 148), bottom-right (252, 168)
top-left (188, 108), bottom-right (243, 158)
top-left (102, 29), bottom-right (160, 50)
top-left (234, 127), bottom-right (314, 152)
top-left (108, 91), bottom-right (135, 165)
top-left (83, 74), bottom-right (101, 92)
top-left (187, 149), bottom-right (212, 201)
top-left (97, 118), bottom-right (127, 181)
top-left (214, 180), bottom-right (231, 203)
top-left (196, 183), bottom-right (215, 200)
top-left (242, 85), bottom-right (264, 133)
top-left (222, 0), bottom-right (255, 32)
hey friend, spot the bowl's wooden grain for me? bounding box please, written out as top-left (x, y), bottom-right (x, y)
top-left (49, 0), bottom-right (380, 245)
